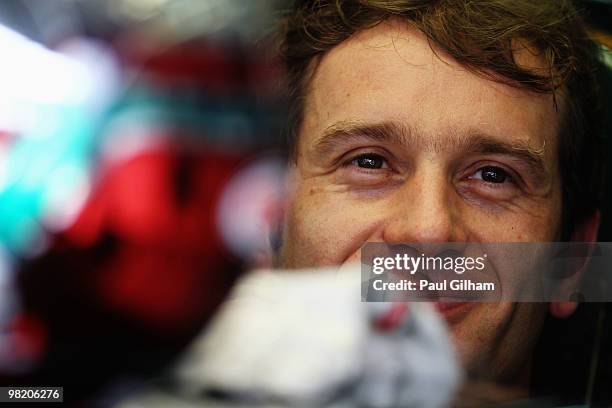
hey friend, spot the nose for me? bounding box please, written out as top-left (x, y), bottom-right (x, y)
top-left (381, 169), bottom-right (464, 244)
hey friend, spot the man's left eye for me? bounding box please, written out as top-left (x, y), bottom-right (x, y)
top-left (472, 166), bottom-right (509, 183)
top-left (350, 154), bottom-right (389, 169)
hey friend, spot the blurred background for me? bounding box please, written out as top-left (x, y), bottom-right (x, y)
top-left (0, 0), bottom-right (609, 406)
top-left (0, 0), bottom-right (288, 404)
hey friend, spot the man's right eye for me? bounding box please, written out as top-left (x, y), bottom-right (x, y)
top-left (350, 154), bottom-right (389, 169)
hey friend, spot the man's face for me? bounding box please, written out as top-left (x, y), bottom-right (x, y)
top-left (278, 20), bottom-right (562, 381)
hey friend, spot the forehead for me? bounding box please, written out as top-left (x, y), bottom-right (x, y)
top-left (300, 19), bottom-right (559, 156)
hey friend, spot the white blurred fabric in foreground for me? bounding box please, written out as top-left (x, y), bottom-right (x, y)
top-left (116, 266), bottom-right (462, 408)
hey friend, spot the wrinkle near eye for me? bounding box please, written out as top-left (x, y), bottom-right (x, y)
top-left (456, 182), bottom-right (555, 217)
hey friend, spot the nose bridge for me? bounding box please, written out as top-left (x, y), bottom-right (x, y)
top-left (382, 165), bottom-right (457, 244)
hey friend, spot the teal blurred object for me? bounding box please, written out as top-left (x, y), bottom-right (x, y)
top-left (0, 26), bottom-right (118, 257)
top-left (0, 103), bottom-right (99, 255)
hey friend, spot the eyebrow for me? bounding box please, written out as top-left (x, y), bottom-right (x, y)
top-left (312, 121), bottom-right (549, 179)
top-left (313, 121), bottom-right (410, 157)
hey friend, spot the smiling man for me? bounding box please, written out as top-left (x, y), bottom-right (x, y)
top-left (276, 0), bottom-right (606, 391)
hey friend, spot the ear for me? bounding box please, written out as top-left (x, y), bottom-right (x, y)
top-left (549, 210), bottom-right (600, 318)
top-left (571, 210), bottom-right (601, 243)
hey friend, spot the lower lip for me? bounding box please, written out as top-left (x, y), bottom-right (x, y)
top-left (435, 302), bottom-right (469, 313)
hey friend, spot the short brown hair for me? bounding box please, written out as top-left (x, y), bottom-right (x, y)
top-left (278, 0), bottom-right (606, 239)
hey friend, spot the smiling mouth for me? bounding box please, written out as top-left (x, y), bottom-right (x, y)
top-left (434, 301), bottom-right (475, 324)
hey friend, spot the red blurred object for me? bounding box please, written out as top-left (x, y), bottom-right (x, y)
top-left (9, 141), bottom-right (260, 397)
top-left (3, 313), bottom-right (47, 368)
top-left (115, 38), bottom-right (282, 96)
top-left (63, 142), bottom-right (244, 331)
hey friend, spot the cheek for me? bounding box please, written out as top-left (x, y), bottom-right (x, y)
top-left (280, 184), bottom-right (381, 268)
top-left (463, 215), bottom-right (553, 241)
top-left (458, 194), bottom-right (562, 242)
top-left (450, 303), bottom-right (546, 379)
